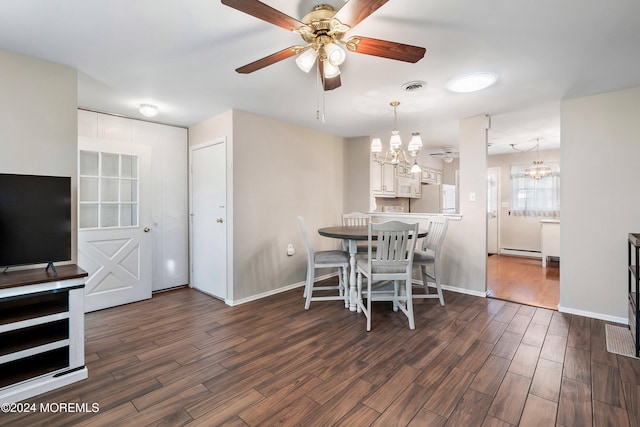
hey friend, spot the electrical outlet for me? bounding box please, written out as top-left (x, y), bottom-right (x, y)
top-left (287, 244), bottom-right (295, 256)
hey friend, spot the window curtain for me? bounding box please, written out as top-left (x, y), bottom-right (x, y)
top-left (511, 163), bottom-right (560, 218)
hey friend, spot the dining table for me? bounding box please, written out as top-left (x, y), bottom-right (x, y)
top-left (318, 225), bottom-right (427, 312)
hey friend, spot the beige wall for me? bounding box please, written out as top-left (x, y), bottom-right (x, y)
top-left (443, 115), bottom-right (489, 294)
top-left (561, 85), bottom-right (640, 322)
top-left (0, 49), bottom-right (78, 266)
top-left (344, 136), bottom-right (370, 213)
top-left (190, 109), bottom-right (347, 302)
top-left (233, 110), bottom-right (346, 300)
top-left (488, 149), bottom-right (561, 252)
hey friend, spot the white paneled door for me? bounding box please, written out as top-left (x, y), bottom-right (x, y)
top-left (190, 140), bottom-right (227, 300)
top-left (78, 138), bottom-right (152, 312)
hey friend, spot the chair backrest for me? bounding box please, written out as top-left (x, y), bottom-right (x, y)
top-left (297, 216), bottom-right (315, 265)
top-left (421, 216), bottom-right (449, 259)
top-left (342, 212), bottom-right (369, 227)
top-left (368, 221), bottom-right (419, 279)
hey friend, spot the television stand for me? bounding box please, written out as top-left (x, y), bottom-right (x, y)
top-left (45, 261), bottom-right (58, 276)
top-left (0, 265), bottom-right (88, 403)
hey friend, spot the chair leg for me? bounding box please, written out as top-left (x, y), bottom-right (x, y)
top-left (405, 279), bottom-right (415, 329)
top-left (304, 267), bottom-right (314, 310)
top-left (393, 280), bottom-right (399, 312)
top-left (420, 265), bottom-right (431, 295)
top-left (434, 263), bottom-right (445, 306)
top-left (366, 278), bottom-right (372, 332)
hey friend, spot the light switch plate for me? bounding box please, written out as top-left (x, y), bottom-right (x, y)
top-left (469, 192), bottom-right (476, 202)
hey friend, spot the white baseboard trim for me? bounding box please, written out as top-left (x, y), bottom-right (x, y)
top-left (499, 248), bottom-right (542, 258)
top-left (226, 273), bottom-right (335, 306)
top-left (412, 279), bottom-right (487, 298)
top-left (558, 305), bottom-right (628, 325)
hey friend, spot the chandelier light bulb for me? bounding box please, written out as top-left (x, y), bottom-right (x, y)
top-left (389, 131), bottom-right (402, 150)
top-left (370, 138), bottom-right (382, 153)
top-left (407, 133), bottom-right (423, 153)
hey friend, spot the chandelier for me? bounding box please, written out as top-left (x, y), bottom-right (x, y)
top-left (370, 102), bottom-right (423, 173)
top-left (524, 139), bottom-right (552, 179)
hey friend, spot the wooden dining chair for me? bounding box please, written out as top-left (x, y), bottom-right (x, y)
top-left (342, 212), bottom-right (369, 227)
top-left (356, 220), bottom-right (419, 331)
top-left (297, 216), bottom-right (350, 309)
top-left (342, 212), bottom-right (370, 253)
top-left (412, 216), bottom-right (449, 306)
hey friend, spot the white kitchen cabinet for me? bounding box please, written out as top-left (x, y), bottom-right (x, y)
top-left (371, 162), bottom-right (396, 197)
top-left (372, 160), bottom-right (421, 198)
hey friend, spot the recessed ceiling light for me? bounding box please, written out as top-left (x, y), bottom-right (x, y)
top-left (139, 104), bottom-right (158, 117)
top-left (446, 72), bottom-right (497, 93)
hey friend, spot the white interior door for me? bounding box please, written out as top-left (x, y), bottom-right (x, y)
top-left (487, 167), bottom-right (500, 254)
top-left (190, 140), bottom-right (227, 300)
top-left (78, 138), bottom-right (152, 312)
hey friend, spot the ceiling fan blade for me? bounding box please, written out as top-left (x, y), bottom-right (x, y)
top-left (221, 0), bottom-right (307, 31)
top-left (346, 36), bottom-right (426, 63)
top-left (235, 46), bottom-right (300, 74)
top-left (333, 0), bottom-right (389, 28)
top-left (319, 60), bottom-right (341, 91)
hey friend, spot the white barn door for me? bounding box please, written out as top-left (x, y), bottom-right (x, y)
top-left (78, 138), bottom-right (152, 312)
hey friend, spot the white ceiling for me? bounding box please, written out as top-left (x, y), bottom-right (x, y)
top-left (1, 0), bottom-right (639, 154)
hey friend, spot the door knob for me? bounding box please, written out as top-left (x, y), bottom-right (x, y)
top-left (144, 227), bottom-right (151, 232)
top-left (217, 218), bottom-right (224, 223)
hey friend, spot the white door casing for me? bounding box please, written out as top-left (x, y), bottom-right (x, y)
top-left (487, 167), bottom-right (500, 254)
top-left (190, 140), bottom-right (227, 300)
top-left (78, 138), bottom-right (152, 312)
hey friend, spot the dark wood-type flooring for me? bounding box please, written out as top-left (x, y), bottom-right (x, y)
top-left (487, 255), bottom-right (560, 310)
top-left (2, 282), bottom-right (639, 426)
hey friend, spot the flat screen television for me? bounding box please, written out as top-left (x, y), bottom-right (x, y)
top-left (0, 173), bottom-right (72, 272)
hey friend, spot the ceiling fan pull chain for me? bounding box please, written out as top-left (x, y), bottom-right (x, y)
top-left (322, 79), bottom-right (326, 123)
top-left (316, 61), bottom-right (321, 120)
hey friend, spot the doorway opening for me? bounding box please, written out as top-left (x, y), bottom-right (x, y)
top-left (485, 159), bottom-right (560, 310)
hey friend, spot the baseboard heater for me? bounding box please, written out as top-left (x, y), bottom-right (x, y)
top-left (499, 248), bottom-right (542, 258)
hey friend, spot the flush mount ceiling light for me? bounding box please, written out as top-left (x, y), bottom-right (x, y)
top-left (446, 72), bottom-right (497, 93)
top-left (139, 104), bottom-right (158, 118)
top-left (371, 101), bottom-right (423, 173)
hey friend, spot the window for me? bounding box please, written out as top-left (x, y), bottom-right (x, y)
top-left (511, 163), bottom-right (560, 217)
top-left (79, 151), bottom-right (139, 229)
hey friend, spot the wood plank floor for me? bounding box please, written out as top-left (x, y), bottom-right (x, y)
top-left (487, 255), bottom-right (560, 310)
top-left (2, 283), bottom-right (638, 427)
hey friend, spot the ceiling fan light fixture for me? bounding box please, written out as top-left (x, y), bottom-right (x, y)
top-left (446, 72), bottom-right (497, 93)
top-left (139, 104), bottom-right (158, 117)
top-left (322, 61), bottom-right (340, 78)
top-left (295, 48), bottom-right (318, 73)
top-left (324, 42), bottom-right (346, 66)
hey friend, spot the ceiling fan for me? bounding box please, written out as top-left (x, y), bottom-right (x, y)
top-left (430, 147), bottom-right (459, 163)
top-left (220, 0), bottom-right (426, 91)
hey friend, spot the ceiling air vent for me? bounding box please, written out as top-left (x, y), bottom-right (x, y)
top-left (402, 80), bottom-right (427, 92)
